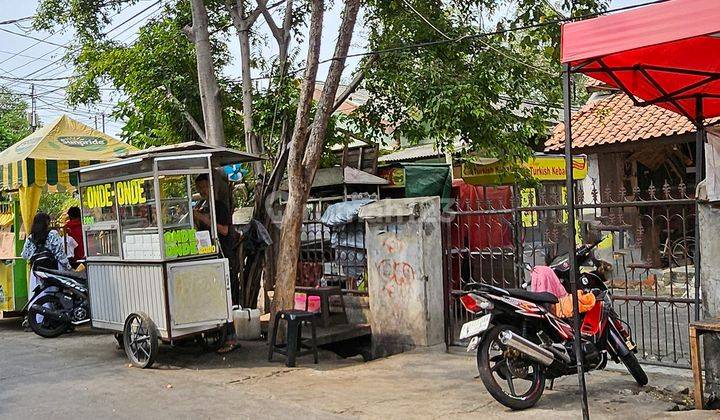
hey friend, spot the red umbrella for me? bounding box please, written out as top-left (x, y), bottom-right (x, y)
top-left (558, 1), bottom-right (720, 417)
top-left (562, 0), bottom-right (720, 121)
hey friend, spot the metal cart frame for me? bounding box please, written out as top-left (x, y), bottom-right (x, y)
top-left (71, 143), bottom-right (260, 367)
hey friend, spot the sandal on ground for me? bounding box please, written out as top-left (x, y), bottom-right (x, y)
top-left (217, 340), bottom-right (241, 354)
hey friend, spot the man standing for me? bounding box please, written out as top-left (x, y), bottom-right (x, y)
top-left (193, 174), bottom-right (241, 352)
top-left (64, 206), bottom-right (85, 267)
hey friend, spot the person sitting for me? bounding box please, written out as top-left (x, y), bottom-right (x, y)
top-left (22, 212), bottom-right (72, 273)
top-left (20, 212), bottom-right (73, 330)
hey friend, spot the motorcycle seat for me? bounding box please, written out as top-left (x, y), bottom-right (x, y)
top-left (507, 288), bottom-right (559, 304)
top-left (36, 267), bottom-right (87, 283)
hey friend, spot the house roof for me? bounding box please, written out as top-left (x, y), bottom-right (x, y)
top-left (378, 143), bottom-right (444, 163)
top-left (545, 92), bottom-right (699, 152)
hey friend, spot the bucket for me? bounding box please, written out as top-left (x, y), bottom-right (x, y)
top-left (294, 293), bottom-right (321, 313)
top-left (233, 308), bottom-right (261, 340)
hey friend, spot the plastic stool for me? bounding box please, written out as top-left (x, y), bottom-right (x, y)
top-left (268, 310), bottom-right (319, 367)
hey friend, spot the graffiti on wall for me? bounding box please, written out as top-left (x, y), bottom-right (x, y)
top-left (376, 233), bottom-right (416, 296)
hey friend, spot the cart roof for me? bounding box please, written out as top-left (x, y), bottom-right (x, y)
top-left (68, 141), bottom-right (262, 174)
top-left (561, 0), bottom-right (720, 121)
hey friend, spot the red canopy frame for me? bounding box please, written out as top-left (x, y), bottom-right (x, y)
top-left (558, 1), bottom-right (720, 416)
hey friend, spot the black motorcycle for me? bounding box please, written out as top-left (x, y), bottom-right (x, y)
top-left (25, 266), bottom-right (90, 338)
top-left (459, 238), bottom-right (647, 410)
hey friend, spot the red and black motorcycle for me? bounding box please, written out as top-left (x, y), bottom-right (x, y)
top-left (459, 238), bottom-right (647, 410)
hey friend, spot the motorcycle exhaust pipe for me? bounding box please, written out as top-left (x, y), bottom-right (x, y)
top-left (499, 330), bottom-right (555, 366)
top-left (30, 304), bottom-right (70, 323)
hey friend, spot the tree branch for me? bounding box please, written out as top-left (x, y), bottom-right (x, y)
top-left (333, 54), bottom-right (377, 111)
top-left (302, 0), bottom-right (361, 172)
top-left (161, 85), bottom-right (206, 142)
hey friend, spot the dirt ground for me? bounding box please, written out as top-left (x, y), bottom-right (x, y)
top-left (0, 317), bottom-right (717, 419)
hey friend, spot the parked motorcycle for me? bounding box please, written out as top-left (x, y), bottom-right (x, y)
top-left (459, 238), bottom-right (647, 410)
top-left (24, 266), bottom-right (90, 338)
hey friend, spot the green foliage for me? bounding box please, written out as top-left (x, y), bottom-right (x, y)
top-left (356, 0), bottom-right (608, 172)
top-left (0, 88), bottom-right (32, 151)
top-left (38, 192), bottom-right (79, 221)
top-left (35, 0), bottom-right (243, 148)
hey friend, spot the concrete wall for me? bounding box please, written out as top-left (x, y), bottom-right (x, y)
top-left (699, 199), bottom-right (720, 401)
top-left (359, 197), bottom-right (444, 358)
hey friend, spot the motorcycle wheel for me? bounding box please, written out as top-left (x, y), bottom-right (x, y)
top-left (621, 352), bottom-right (648, 386)
top-left (477, 324), bottom-right (546, 410)
top-left (27, 294), bottom-right (70, 338)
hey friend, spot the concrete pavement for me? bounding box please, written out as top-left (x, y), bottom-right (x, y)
top-left (0, 317), bottom-right (716, 419)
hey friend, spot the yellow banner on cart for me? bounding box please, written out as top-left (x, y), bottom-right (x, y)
top-left (461, 155), bottom-right (588, 185)
top-left (83, 179), bottom-right (147, 209)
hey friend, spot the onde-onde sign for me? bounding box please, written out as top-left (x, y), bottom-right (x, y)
top-left (83, 179), bottom-right (147, 209)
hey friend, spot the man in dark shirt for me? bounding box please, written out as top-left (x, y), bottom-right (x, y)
top-left (194, 174), bottom-right (242, 352)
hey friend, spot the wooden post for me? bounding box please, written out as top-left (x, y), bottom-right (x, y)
top-left (689, 324), bottom-right (704, 410)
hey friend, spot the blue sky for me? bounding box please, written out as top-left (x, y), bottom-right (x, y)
top-left (0, 0), bottom-right (652, 137)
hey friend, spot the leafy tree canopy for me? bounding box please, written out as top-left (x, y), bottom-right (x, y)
top-left (355, 0), bottom-right (608, 167)
top-left (0, 87), bottom-right (32, 151)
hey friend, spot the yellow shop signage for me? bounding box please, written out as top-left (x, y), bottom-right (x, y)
top-left (84, 179), bottom-right (147, 208)
top-left (461, 155), bottom-right (588, 185)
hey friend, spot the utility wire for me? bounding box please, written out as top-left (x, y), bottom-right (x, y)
top-left (0, 27), bottom-right (70, 48)
top-left (4, 0), bottom-right (161, 85)
top-left (0, 16), bottom-right (34, 26)
top-left (401, 0), bottom-right (556, 77)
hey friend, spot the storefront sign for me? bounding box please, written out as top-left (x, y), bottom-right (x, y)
top-left (164, 228), bottom-right (216, 258)
top-left (83, 179), bottom-right (147, 209)
top-left (461, 155), bottom-right (589, 185)
top-left (377, 167), bottom-right (405, 188)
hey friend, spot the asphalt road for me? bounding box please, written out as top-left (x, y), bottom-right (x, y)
top-left (0, 316), bottom-right (713, 419)
top-left (0, 317), bottom-right (340, 420)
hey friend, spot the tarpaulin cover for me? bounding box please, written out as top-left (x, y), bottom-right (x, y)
top-left (450, 179), bottom-right (513, 250)
top-left (403, 163), bottom-right (452, 199)
top-left (561, 0), bottom-right (720, 120)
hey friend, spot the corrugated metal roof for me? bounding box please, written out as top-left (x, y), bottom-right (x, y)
top-left (378, 143), bottom-right (444, 163)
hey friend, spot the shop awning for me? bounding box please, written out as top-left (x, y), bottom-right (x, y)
top-left (562, 0), bottom-right (720, 121)
top-left (0, 115), bottom-right (136, 192)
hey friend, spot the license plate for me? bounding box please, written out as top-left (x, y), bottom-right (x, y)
top-left (459, 314), bottom-right (491, 340)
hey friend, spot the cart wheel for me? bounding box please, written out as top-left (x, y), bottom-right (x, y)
top-left (196, 326), bottom-right (228, 352)
top-left (123, 312), bottom-right (159, 369)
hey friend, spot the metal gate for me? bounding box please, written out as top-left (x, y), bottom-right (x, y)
top-left (442, 181), bottom-right (700, 367)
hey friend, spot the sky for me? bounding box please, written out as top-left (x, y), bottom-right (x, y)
top-left (0, 0), bottom-right (652, 138)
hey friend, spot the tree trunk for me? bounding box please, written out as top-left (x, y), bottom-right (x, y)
top-left (189, 0), bottom-right (225, 146)
top-left (271, 0), bottom-right (361, 331)
top-left (270, 0), bottom-right (326, 327)
top-left (228, 0), bottom-right (265, 172)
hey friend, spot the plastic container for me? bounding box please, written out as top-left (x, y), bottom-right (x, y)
top-left (233, 308), bottom-right (261, 340)
top-left (294, 293), bottom-right (321, 313)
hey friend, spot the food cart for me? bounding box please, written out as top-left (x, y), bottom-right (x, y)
top-left (71, 142), bottom-right (261, 368)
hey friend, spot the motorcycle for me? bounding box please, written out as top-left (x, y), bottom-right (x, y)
top-left (24, 266), bottom-right (90, 338)
top-left (459, 238), bottom-right (647, 410)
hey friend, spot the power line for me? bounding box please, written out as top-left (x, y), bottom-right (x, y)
top-left (401, 0), bottom-right (556, 77)
top-left (0, 75), bottom-right (72, 82)
top-left (0, 16), bottom-right (34, 26)
top-left (4, 1), bottom-right (161, 86)
top-left (0, 27), bottom-right (70, 48)
top-left (0, 48), bottom-right (53, 63)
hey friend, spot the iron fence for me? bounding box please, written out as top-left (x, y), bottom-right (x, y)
top-left (442, 180), bottom-right (700, 368)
